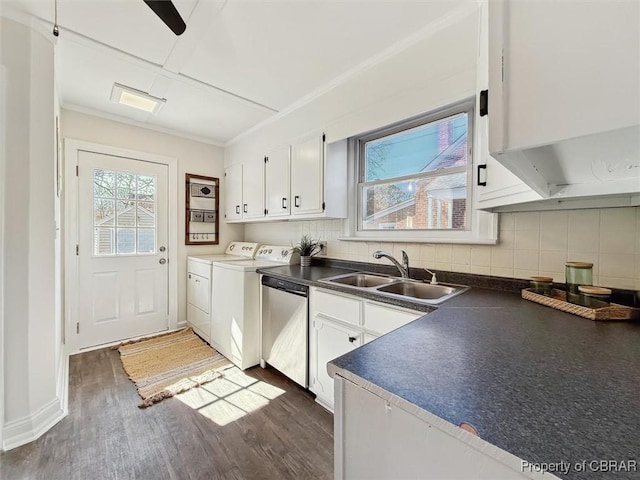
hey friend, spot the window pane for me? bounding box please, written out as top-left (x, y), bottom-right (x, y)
top-left (137, 175), bottom-right (155, 201)
top-left (364, 113), bottom-right (468, 182)
top-left (361, 172), bottom-right (467, 231)
top-left (137, 229), bottom-right (156, 253)
top-left (94, 228), bottom-right (115, 255)
top-left (137, 202), bottom-right (155, 227)
top-left (116, 200), bottom-right (136, 227)
top-left (93, 169), bottom-right (115, 198)
top-left (116, 172), bottom-right (136, 200)
top-left (116, 228), bottom-right (136, 254)
top-left (94, 199), bottom-right (114, 226)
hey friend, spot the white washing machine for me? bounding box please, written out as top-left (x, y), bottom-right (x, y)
top-left (209, 246), bottom-right (299, 370)
top-left (186, 242), bottom-right (259, 342)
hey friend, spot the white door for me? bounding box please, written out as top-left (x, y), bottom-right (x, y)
top-left (77, 150), bottom-right (168, 348)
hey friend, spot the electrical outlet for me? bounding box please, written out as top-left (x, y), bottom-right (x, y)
top-left (318, 241), bottom-right (327, 256)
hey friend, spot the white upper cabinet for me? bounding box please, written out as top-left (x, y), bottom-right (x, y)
top-left (291, 132), bottom-right (325, 216)
top-left (225, 133), bottom-right (347, 223)
top-left (224, 163), bottom-right (243, 221)
top-left (265, 145), bottom-right (291, 218)
top-left (488, 0), bottom-right (640, 202)
top-left (224, 159), bottom-right (265, 222)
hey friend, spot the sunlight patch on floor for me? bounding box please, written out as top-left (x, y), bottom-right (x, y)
top-left (175, 366), bottom-right (286, 426)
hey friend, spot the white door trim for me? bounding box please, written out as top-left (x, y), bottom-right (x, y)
top-left (64, 138), bottom-right (178, 354)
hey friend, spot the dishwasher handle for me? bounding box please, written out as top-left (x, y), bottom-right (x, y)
top-left (261, 275), bottom-right (308, 297)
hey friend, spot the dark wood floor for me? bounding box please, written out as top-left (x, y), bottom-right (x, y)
top-left (0, 348), bottom-right (334, 480)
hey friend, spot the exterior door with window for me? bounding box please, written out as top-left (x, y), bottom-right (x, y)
top-left (77, 150), bottom-right (168, 348)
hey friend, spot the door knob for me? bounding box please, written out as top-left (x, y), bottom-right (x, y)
top-left (159, 258), bottom-right (167, 264)
top-left (159, 246), bottom-right (166, 252)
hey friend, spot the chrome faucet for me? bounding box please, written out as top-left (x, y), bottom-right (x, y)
top-left (373, 250), bottom-right (410, 278)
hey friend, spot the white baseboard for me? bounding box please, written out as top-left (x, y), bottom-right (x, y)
top-left (2, 396), bottom-right (66, 451)
top-left (2, 351), bottom-right (69, 452)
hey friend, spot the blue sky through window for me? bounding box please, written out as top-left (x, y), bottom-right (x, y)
top-left (364, 113), bottom-right (467, 182)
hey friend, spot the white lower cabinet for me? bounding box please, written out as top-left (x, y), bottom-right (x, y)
top-left (312, 316), bottom-right (362, 410)
top-left (335, 376), bottom-right (535, 480)
top-left (309, 287), bottom-right (422, 411)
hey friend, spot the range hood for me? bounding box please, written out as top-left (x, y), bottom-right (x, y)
top-left (487, 0), bottom-right (640, 207)
top-left (492, 125), bottom-right (640, 202)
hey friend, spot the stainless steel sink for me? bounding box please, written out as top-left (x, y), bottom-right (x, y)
top-left (376, 281), bottom-right (462, 302)
top-left (322, 272), bottom-right (397, 288)
top-left (319, 272), bottom-right (468, 305)
top-left (376, 281), bottom-right (457, 299)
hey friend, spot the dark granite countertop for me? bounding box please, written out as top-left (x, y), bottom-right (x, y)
top-left (258, 262), bottom-right (640, 479)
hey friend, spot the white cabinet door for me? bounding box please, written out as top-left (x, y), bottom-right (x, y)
top-left (265, 145), bottom-right (290, 218)
top-left (241, 157), bottom-right (265, 220)
top-left (224, 163), bottom-right (243, 221)
top-left (291, 132), bottom-right (324, 216)
top-left (311, 315), bottom-right (361, 410)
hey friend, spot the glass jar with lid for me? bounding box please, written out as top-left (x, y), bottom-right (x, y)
top-left (565, 262), bottom-right (593, 295)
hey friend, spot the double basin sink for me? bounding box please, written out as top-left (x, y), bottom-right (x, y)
top-left (319, 272), bottom-right (468, 305)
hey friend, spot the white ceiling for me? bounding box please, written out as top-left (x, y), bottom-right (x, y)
top-left (3, 0), bottom-right (471, 145)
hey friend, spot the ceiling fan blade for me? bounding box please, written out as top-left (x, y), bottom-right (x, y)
top-left (144, 0), bottom-right (186, 35)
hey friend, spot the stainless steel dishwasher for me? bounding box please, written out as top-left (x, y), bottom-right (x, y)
top-left (260, 276), bottom-right (308, 387)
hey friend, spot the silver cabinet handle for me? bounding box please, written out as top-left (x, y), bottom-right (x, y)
top-left (294, 195), bottom-right (300, 208)
top-left (243, 204), bottom-right (248, 213)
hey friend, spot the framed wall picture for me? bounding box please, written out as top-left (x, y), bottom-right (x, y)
top-left (185, 173), bottom-right (219, 245)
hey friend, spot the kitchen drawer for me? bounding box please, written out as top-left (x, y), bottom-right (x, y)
top-left (187, 258), bottom-right (211, 279)
top-left (314, 289), bottom-right (361, 326)
top-left (364, 302), bottom-right (421, 336)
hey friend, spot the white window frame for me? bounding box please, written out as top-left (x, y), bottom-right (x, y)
top-left (341, 99), bottom-right (498, 244)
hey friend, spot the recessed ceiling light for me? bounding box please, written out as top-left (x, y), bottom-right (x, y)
top-left (110, 83), bottom-right (166, 115)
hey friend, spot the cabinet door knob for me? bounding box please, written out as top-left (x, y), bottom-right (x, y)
top-left (282, 197), bottom-right (287, 209)
top-left (348, 336), bottom-right (357, 343)
top-left (235, 205), bottom-right (240, 214)
top-left (294, 195), bottom-right (300, 208)
top-left (243, 203), bottom-right (248, 213)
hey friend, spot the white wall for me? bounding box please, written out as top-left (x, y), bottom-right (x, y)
top-left (61, 109), bottom-right (244, 325)
top-left (1, 17), bottom-right (63, 450)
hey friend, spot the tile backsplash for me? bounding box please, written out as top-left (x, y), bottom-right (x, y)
top-left (245, 207), bottom-right (640, 290)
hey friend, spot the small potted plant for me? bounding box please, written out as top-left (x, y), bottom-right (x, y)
top-left (293, 234), bottom-right (321, 267)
